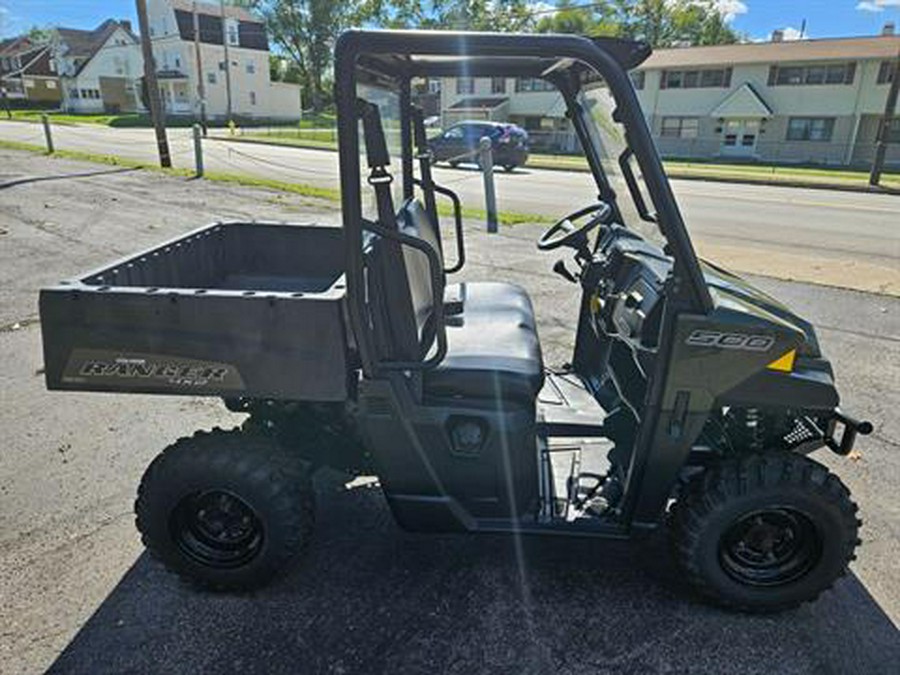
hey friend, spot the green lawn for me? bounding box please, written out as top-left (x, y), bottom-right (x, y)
top-left (4, 109), bottom-right (306, 128)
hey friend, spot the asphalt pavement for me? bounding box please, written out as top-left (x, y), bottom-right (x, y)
top-left (1, 120), bottom-right (897, 295)
top-left (0, 150), bottom-right (898, 675)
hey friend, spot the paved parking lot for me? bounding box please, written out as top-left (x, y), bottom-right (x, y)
top-left (1, 151), bottom-right (898, 674)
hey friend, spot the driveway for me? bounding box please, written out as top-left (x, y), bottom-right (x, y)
top-left (0, 150), bottom-right (897, 674)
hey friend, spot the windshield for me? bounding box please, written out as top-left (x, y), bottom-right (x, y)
top-left (579, 80), bottom-right (666, 248)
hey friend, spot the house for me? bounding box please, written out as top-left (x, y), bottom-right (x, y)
top-left (144, 0), bottom-right (301, 120)
top-left (636, 30), bottom-right (900, 166)
top-left (54, 20), bottom-right (144, 113)
top-left (1, 36), bottom-right (62, 105)
top-left (439, 27), bottom-right (900, 167)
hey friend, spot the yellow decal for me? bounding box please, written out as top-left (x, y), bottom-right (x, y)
top-left (766, 349), bottom-right (796, 373)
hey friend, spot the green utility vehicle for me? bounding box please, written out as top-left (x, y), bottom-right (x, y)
top-left (39, 30), bottom-right (873, 612)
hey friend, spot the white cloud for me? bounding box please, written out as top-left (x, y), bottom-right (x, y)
top-left (856, 0), bottom-right (900, 12)
top-left (709, 0), bottom-right (749, 21)
top-left (780, 26), bottom-right (805, 40)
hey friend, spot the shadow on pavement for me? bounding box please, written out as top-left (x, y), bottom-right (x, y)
top-left (49, 472), bottom-right (899, 675)
top-left (0, 167), bottom-right (138, 190)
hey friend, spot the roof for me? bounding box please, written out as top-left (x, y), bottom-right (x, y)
top-left (21, 48), bottom-right (56, 77)
top-left (0, 36), bottom-right (34, 56)
top-left (642, 35), bottom-right (900, 70)
top-left (449, 97), bottom-right (508, 109)
top-left (56, 19), bottom-right (136, 75)
top-left (710, 83), bottom-right (773, 118)
top-left (170, 0), bottom-right (259, 23)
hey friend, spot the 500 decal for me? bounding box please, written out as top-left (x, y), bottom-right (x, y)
top-left (685, 330), bottom-right (775, 352)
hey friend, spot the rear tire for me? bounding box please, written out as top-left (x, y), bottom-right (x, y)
top-left (670, 453), bottom-right (860, 613)
top-left (503, 164), bottom-right (516, 172)
top-left (135, 428), bottom-right (314, 590)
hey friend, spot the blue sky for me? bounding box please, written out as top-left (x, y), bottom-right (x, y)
top-left (0, 1), bottom-right (898, 40)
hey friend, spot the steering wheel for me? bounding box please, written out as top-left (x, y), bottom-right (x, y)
top-left (537, 202), bottom-right (612, 252)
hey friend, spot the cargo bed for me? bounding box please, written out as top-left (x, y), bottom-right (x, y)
top-left (40, 222), bottom-right (351, 401)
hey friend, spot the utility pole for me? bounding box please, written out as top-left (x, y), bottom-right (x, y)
top-left (136, 0), bottom-right (171, 168)
top-left (192, 1), bottom-right (207, 134)
top-left (870, 50), bottom-right (900, 187)
top-left (221, 0), bottom-right (233, 122)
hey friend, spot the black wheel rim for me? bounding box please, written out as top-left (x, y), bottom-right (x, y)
top-left (719, 508), bottom-right (821, 587)
top-left (170, 490), bottom-right (263, 568)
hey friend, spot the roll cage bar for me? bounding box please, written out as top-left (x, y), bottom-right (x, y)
top-left (334, 29), bottom-right (714, 376)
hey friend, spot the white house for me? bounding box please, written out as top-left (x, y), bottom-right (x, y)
top-left (55, 20), bottom-right (144, 113)
top-left (144, 0), bottom-right (301, 120)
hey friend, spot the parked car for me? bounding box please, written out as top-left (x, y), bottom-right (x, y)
top-left (429, 120), bottom-right (529, 171)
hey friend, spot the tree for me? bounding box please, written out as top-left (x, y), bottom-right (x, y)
top-left (386, 1), bottom-right (536, 31)
top-left (250, 1), bottom-right (381, 110)
top-left (613, 0), bottom-right (739, 47)
top-left (536, 1), bottom-right (740, 48)
top-left (27, 26), bottom-right (53, 44)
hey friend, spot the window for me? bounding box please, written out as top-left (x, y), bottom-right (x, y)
top-left (786, 117), bottom-right (835, 142)
top-left (444, 126), bottom-right (464, 139)
top-left (174, 56), bottom-right (181, 69)
top-left (662, 68), bottom-right (730, 89)
top-left (775, 66), bottom-right (804, 85)
top-left (46, 80), bottom-right (56, 89)
top-left (207, 72), bottom-right (217, 84)
top-left (630, 71), bottom-right (645, 90)
top-left (70, 88), bottom-right (79, 98)
top-left (878, 61), bottom-right (896, 85)
top-left (804, 66), bottom-right (826, 85)
top-left (770, 63), bottom-right (855, 86)
top-left (660, 116), bottom-right (699, 138)
top-left (491, 76), bottom-right (506, 94)
top-left (228, 26), bottom-right (239, 45)
top-left (427, 79), bottom-right (441, 94)
top-left (515, 77), bottom-right (554, 92)
top-left (249, 91), bottom-right (256, 105)
top-left (456, 77), bottom-right (474, 95)
top-left (218, 61), bottom-right (226, 71)
top-left (884, 118), bottom-right (900, 143)
top-left (80, 89), bottom-right (89, 98)
top-left (246, 62), bottom-right (256, 75)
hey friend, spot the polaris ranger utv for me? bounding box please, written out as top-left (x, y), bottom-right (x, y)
top-left (39, 30), bottom-right (873, 612)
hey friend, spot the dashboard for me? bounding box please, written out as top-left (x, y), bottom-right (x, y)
top-left (589, 225), bottom-right (671, 355)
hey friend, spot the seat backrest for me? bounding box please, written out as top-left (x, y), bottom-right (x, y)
top-left (367, 198), bottom-right (445, 364)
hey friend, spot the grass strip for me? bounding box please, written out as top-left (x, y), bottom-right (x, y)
top-left (0, 141), bottom-right (552, 224)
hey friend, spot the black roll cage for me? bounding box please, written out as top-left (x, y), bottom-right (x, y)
top-left (334, 29), bottom-right (714, 377)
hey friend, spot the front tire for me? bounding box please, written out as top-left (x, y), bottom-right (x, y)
top-left (670, 453), bottom-right (860, 612)
top-left (135, 428), bottom-right (315, 590)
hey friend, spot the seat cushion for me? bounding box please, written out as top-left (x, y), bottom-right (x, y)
top-left (446, 281), bottom-right (536, 330)
top-left (425, 282), bottom-right (544, 404)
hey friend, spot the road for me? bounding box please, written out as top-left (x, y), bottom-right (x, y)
top-left (1, 120), bottom-right (898, 295)
top-left (0, 150), bottom-right (898, 674)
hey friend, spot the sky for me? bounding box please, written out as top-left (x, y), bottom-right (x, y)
top-left (0, 0), bottom-right (898, 41)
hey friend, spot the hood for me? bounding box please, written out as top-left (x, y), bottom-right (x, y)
top-left (700, 260), bottom-right (822, 358)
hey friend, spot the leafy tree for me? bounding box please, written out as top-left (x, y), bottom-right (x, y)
top-left (250, 1), bottom-right (381, 110)
top-left (536, 1), bottom-right (739, 47)
top-left (385, 1), bottom-right (536, 31)
top-left (27, 26), bottom-right (53, 44)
